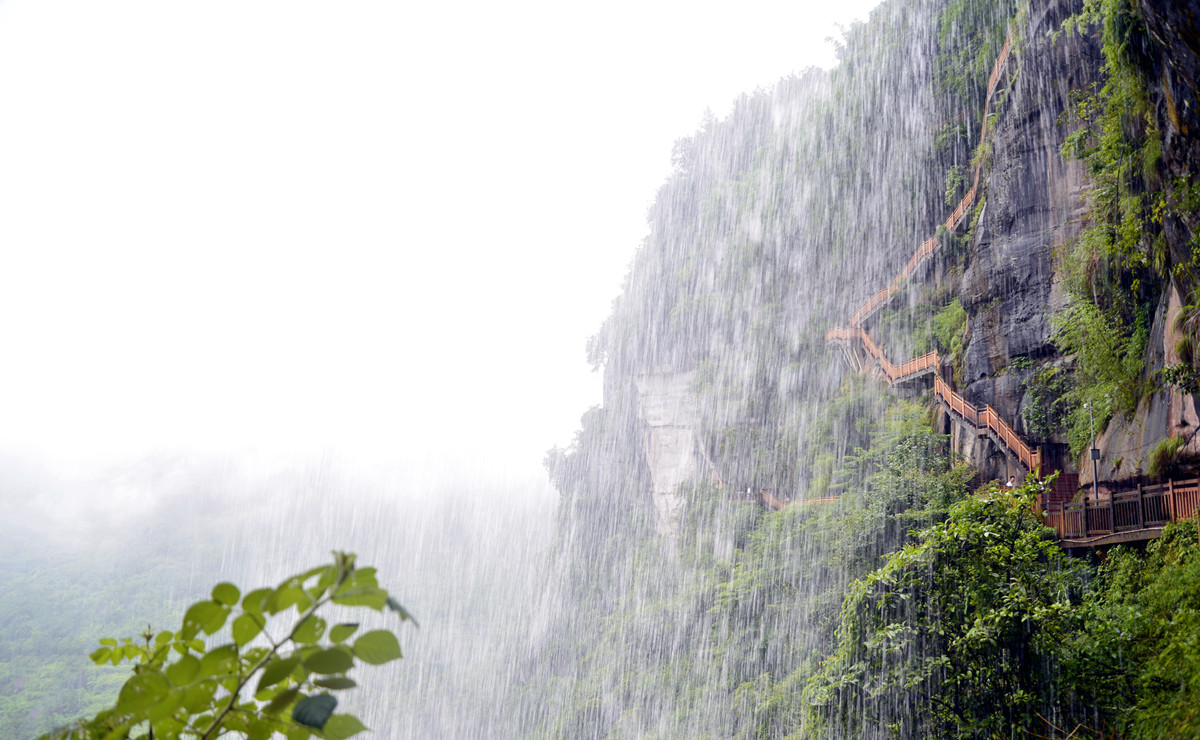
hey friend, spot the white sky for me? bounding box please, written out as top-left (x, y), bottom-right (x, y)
top-left (0, 0), bottom-right (881, 480)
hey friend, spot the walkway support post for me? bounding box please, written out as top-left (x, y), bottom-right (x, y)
top-left (1086, 402), bottom-right (1099, 503)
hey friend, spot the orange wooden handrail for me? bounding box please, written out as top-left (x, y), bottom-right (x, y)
top-left (826, 34), bottom-right (1034, 472)
top-left (1048, 477), bottom-right (1200, 541)
top-left (848, 32), bottom-right (1012, 329)
top-left (930, 374), bottom-right (1040, 472)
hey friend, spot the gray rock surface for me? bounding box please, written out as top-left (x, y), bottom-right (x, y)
top-left (634, 371), bottom-right (708, 534)
top-left (960, 0), bottom-right (1101, 424)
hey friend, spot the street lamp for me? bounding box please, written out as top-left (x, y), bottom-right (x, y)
top-left (1084, 402), bottom-right (1099, 503)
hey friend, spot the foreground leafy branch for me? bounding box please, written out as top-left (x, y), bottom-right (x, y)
top-left (42, 551), bottom-right (413, 740)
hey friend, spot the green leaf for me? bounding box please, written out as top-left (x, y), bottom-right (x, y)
top-left (303, 647), bottom-right (354, 675)
top-left (329, 623), bottom-right (359, 643)
top-left (293, 615), bottom-right (326, 645)
top-left (292, 693), bottom-right (338, 730)
top-left (285, 726), bottom-right (313, 740)
top-left (386, 596), bottom-right (418, 625)
top-left (257, 655), bottom-right (302, 693)
top-left (203, 606), bottom-right (231, 635)
top-left (150, 713), bottom-right (187, 740)
top-left (211, 582), bottom-right (241, 606)
top-left (166, 654), bottom-right (201, 686)
top-left (222, 711), bottom-right (251, 734)
top-left (241, 587), bottom-right (273, 617)
top-left (232, 614), bottom-right (263, 647)
top-left (116, 671), bottom-right (171, 715)
top-left (313, 677), bottom-right (357, 690)
top-left (99, 638), bottom-right (118, 647)
top-left (353, 630), bottom-right (402, 665)
top-left (335, 568), bottom-right (378, 595)
top-left (244, 714), bottom-right (276, 740)
top-left (268, 585), bottom-right (308, 615)
top-left (294, 564), bottom-right (331, 583)
top-left (147, 687), bottom-right (185, 722)
top-left (331, 587), bottom-right (387, 610)
top-left (182, 680), bottom-right (217, 713)
top-left (315, 566), bottom-right (339, 593)
top-left (322, 713), bottom-right (369, 740)
top-left (264, 685), bottom-right (302, 716)
top-left (90, 647), bottom-right (112, 664)
top-left (181, 600), bottom-right (224, 640)
top-left (198, 644), bottom-right (239, 679)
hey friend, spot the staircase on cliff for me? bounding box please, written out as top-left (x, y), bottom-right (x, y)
top-left (822, 32), bottom-right (1195, 550)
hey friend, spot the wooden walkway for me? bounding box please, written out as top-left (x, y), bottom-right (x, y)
top-left (821, 34), bottom-right (1200, 548)
top-left (1048, 478), bottom-right (1200, 548)
top-left (826, 326), bottom-right (1043, 474)
top-left (848, 35), bottom-right (1012, 328)
top-left (823, 33), bottom-right (1039, 475)
top-left (726, 489), bottom-right (839, 512)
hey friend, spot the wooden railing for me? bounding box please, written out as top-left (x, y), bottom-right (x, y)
top-left (848, 33), bottom-right (1012, 329)
top-left (825, 327), bottom-right (939, 382)
top-left (827, 324), bottom-right (1042, 474)
top-left (933, 375), bottom-right (1041, 473)
top-left (762, 490), bottom-right (790, 511)
top-left (1045, 478), bottom-right (1200, 541)
top-left (726, 488), bottom-right (841, 512)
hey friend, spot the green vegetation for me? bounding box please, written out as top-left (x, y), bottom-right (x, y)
top-left (1065, 521), bottom-right (1200, 737)
top-left (1147, 434), bottom-right (1188, 478)
top-left (0, 529), bottom-right (218, 740)
top-left (39, 553), bottom-right (410, 740)
top-left (529, 380), bottom-right (977, 737)
top-left (1052, 0), bottom-right (1186, 456)
top-left (1021, 364), bottom-right (1072, 441)
top-left (931, 298), bottom-right (969, 385)
top-left (1051, 300), bottom-right (1150, 456)
top-left (538, 370), bottom-right (1200, 737)
top-left (808, 481), bottom-right (1200, 738)
top-left (806, 480), bottom-right (1079, 738)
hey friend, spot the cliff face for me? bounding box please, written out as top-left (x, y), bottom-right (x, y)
top-left (633, 371), bottom-right (709, 533)
top-left (952, 0), bottom-right (1101, 476)
top-left (1140, 0), bottom-right (1200, 289)
top-left (953, 0), bottom-right (1200, 482)
top-left (960, 0), bottom-right (1098, 393)
top-left (527, 2), bottom-right (1200, 736)
top-left (569, 0), bottom-right (1200, 522)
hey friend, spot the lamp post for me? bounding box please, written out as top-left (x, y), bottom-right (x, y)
top-left (1085, 402), bottom-right (1099, 503)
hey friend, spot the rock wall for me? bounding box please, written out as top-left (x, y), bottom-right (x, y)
top-left (634, 371), bottom-right (705, 534)
top-left (1139, 0), bottom-right (1200, 292)
top-left (960, 0), bottom-right (1100, 423)
top-left (1083, 285), bottom-right (1200, 484)
top-left (954, 0), bottom-right (1200, 484)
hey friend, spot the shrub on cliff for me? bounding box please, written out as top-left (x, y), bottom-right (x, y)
top-left (804, 478), bottom-right (1082, 738)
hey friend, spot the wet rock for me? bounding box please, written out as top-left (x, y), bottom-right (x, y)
top-left (960, 0), bottom-right (1101, 419)
top-left (634, 371), bottom-right (706, 534)
top-left (1139, 0), bottom-right (1200, 301)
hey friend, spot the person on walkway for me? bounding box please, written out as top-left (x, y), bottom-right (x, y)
top-left (1006, 475), bottom-right (1016, 488)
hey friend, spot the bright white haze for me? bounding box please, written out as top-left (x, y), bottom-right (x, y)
top-left (0, 0), bottom-right (881, 480)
